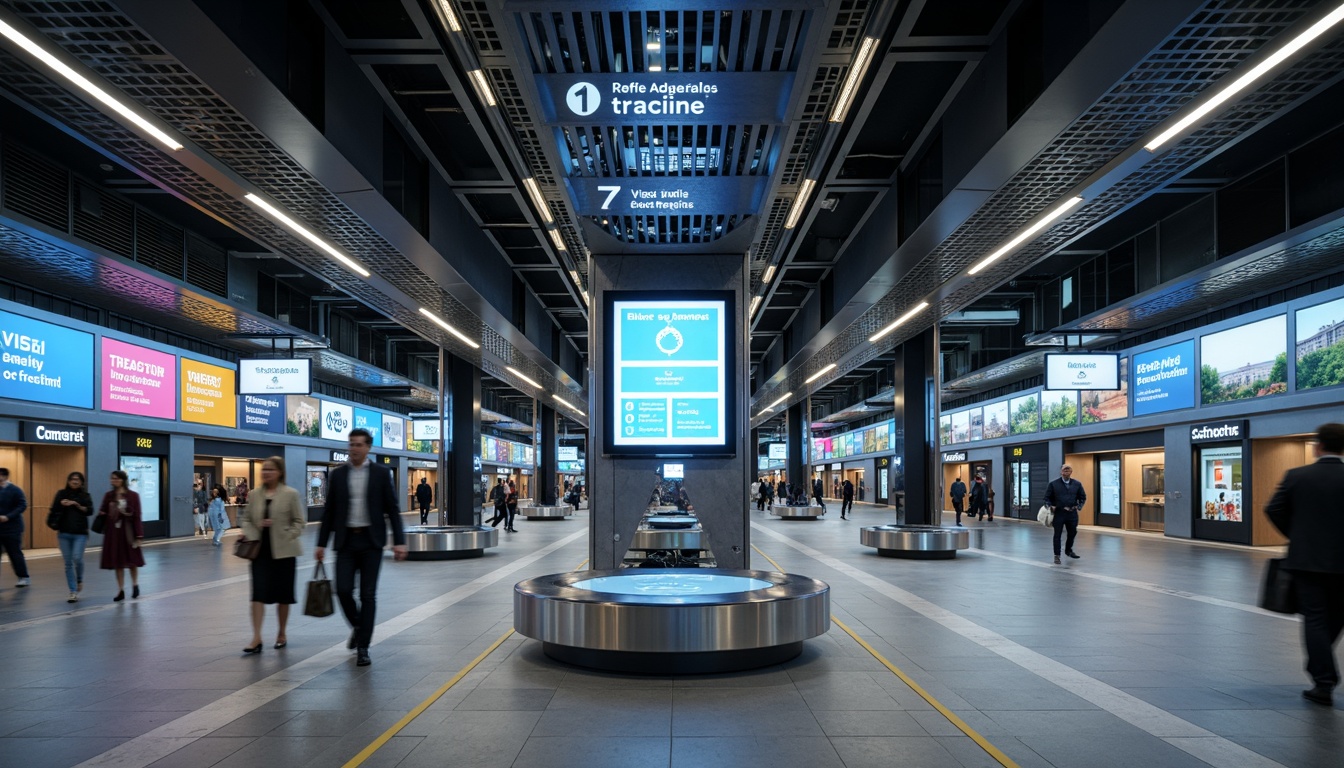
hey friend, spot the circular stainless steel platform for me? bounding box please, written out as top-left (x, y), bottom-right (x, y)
top-left (859, 524), bottom-right (980, 559)
top-left (522, 505), bottom-right (572, 520)
top-left (514, 568), bottom-right (830, 673)
top-left (630, 525), bottom-right (705, 551)
top-left (769, 504), bottom-right (826, 519)
top-left (403, 525), bottom-right (498, 560)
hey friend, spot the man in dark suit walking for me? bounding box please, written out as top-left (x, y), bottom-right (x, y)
top-left (415, 478), bottom-right (433, 525)
top-left (812, 477), bottom-right (826, 512)
top-left (315, 428), bottom-right (407, 667)
top-left (1043, 464), bottom-right (1085, 564)
top-left (1267, 422), bottom-right (1344, 706)
top-left (840, 478), bottom-right (854, 520)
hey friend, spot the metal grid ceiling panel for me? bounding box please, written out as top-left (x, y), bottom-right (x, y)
top-left (0, 1), bottom-right (585, 408)
top-left (752, 0), bottom-right (1344, 417)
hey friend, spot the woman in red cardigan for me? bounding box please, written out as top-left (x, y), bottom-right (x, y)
top-left (97, 470), bottom-right (145, 601)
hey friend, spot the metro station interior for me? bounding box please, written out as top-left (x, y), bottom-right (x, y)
top-left (2, 0), bottom-right (1344, 766)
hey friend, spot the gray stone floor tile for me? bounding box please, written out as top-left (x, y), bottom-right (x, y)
top-left (935, 735), bottom-right (1056, 768)
top-left (452, 687), bottom-right (556, 711)
top-left (671, 736), bottom-right (844, 768)
top-left (1170, 707), bottom-right (1344, 741)
top-left (396, 710), bottom-right (537, 765)
top-left (512, 736), bottom-right (671, 768)
top-left (1120, 686), bottom-right (1262, 710)
top-left (0, 736), bottom-right (129, 768)
top-left (671, 707), bottom-right (824, 737)
top-left (146, 737), bottom-right (254, 768)
top-left (1020, 731), bottom-right (1214, 768)
top-left (532, 705), bottom-right (671, 737)
top-left (829, 736), bottom-right (963, 768)
top-left (1228, 736), bottom-right (1344, 767)
top-left (982, 708), bottom-right (1144, 736)
top-left (208, 710), bottom-right (302, 738)
top-left (812, 709), bottom-right (929, 737)
top-left (951, 684), bottom-right (1096, 711)
top-left (210, 735), bottom-right (342, 768)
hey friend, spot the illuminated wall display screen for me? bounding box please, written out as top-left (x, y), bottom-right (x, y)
top-left (238, 358), bottom-right (311, 395)
top-left (604, 291), bottom-right (736, 456)
top-left (1044, 353), bottom-right (1120, 390)
top-left (101, 338), bottom-right (176, 419)
top-left (0, 310), bottom-right (95, 408)
top-left (663, 463), bottom-right (684, 480)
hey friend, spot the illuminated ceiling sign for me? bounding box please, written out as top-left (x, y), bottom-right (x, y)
top-left (566, 176), bottom-right (764, 217)
top-left (535, 73), bottom-right (794, 124)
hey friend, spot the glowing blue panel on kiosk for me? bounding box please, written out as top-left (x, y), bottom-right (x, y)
top-left (572, 574), bottom-right (771, 596)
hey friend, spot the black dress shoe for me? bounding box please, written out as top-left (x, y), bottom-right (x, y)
top-left (1065, 551), bottom-right (1080, 559)
top-left (356, 649), bottom-right (371, 666)
top-left (1303, 687), bottom-right (1333, 706)
top-left (132, 584), bottom-right (140, 598)
top-left (113, 590), bottom-right (125, 602)
top-left (242, 643), bottom-right (263, 655)
top-left (348, 629), bottom-right (359, 650)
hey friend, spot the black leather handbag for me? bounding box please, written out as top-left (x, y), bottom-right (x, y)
top-left (233, 538), bottom-right (261, 561)
top-left (1259, 558), bottom-right (1298, 614)
top-left (303, 562), bottom-right (335, 617)
top-left (91, 513), bottom-right (106, 534)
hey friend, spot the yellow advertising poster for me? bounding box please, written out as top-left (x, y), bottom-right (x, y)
top-left (181, 358), bottom-right (237, 427)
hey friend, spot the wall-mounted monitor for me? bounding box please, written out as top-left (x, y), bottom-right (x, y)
top-left (1044, 353), bottom-right (1120, 390)
top-left (557, 446), bottom-right (579, 461)
top-left (238, 358), bottom-right (311, 395)
top-left (663, 463), bottom-right (685, 480)
top-left (767, 442), bottom-right (786, 459)
top-left (603, 291), bottom-right (736, 456)
top-left (1142, 465), bottom-right (1165, 496)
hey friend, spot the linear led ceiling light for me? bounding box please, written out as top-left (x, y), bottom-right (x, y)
top-left (784, 179), bottom-right (817, 229)
top-left (418, 307), bottom-right (481, 349)
top-left (468, 69), bottom-right (496, 107)
top-left (434, 0), bottom-right (462, 32)
top-left (506, 366), bottom-right (541, 389)
top-left (757, 391), bottom-right (793, 419)
top-left (750, 295), bottom-right (763, 317)
top-left (869, 301), bottom-right (930, 343)
top-left (0, 18), bottom-right (183, 151)
top-left (805, 363), bottom-right (837, 384)
top-left (1144, 3), bottom-right (1344, 152)
top-left (829, 36), bottom-right (879, 124)
top-left (553, 394), bottom-right (584, 415)
top-left (762, 265), bottom-right (776, 283)
top-left (523, 177), bottom-right (553, 225)
top-left (966, 196), bottom-right (1084, 276)
top-left (547, 228), bottom-right (568, 253)
top-left (243, 193), bottom-right (371, 278)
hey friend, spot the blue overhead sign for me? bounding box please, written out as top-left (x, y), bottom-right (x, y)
top-left (0, 310), bottom-right (94, 409)
top-left (566, 176), bottom-right (764, 217)
top-left (1132, 340), bottom-right (1196, 416)
top-left (536, 73), bottom-right (795, 125)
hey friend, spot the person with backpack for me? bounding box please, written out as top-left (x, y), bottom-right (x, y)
top-left (50, 471), bottom-right (93, 602)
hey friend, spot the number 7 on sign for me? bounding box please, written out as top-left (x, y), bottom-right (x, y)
top-left (597, 186), bottom-right (620, 210)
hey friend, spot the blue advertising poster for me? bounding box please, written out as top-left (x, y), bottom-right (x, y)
top-left (1132, 340), bottom-right (1197, 415)
top-left (354, 408), bottom-right (383, 447)
top-left (0, 310), bottom-right (94, 408)
top-left (611, 297), bottom-right (728, 448)
top-left (240, 394), bottom-right (285, 433)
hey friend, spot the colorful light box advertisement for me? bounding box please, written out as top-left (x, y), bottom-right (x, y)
top-left (101, 338), bottom-right (175, 419)
top-left (354, 408), bottom-right (382, 446)
top-left (180, 358), bottom-right (236, 427)
top-left (0, 309), bottom-right (95, 408)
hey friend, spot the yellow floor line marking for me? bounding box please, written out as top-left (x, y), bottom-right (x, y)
top-left (346, 557), bottom-right (589, 768)
top-left (751, 544), bottom-right (1019, 768)
top-left (341, 629), bottom-right (515, 768)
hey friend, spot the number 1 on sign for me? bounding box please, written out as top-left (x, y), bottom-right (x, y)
top-left (598, 186), bottom-right (620, 210)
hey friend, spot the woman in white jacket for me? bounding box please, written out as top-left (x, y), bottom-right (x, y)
top-left (240, 457), bottom-right (306, 654)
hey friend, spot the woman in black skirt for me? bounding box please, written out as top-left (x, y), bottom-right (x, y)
top-left (240, 457), bottom-right (306, 654)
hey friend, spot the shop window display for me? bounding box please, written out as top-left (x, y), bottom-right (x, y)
top-left (1199, 447), bottom-right (1242, 522)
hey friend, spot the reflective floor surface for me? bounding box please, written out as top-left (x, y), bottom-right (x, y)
top-left (0, 504), bottom-right (1338, 768)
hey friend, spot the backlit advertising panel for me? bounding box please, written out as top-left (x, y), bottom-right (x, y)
top-left (101, 338), bottom-right (175, 419)
top-left (180, 358), bottom-right (236, 427)
top-left (382, 414), bottom-right (404, 449)
top-left (605, 291), bottom-right (735, 455)
top-left (286, 395), bottom-right (320, 437)
top-left (320, 400), bottom-right (353, 441)
top-left (353, 408), bottom-right (382, 447)
top-left (0, 310), bottom-right (94, 408)
top-left (1132, 340), bottom-right (1196, 416)
top-left (238, 358), bottom-right (311, 395)
top-left (240, 394), bottom-right (285, 434)
top-left (1200, 316), bottom-right (1286, 404)
top-left (1044, 353), bottom-right (1120, 390)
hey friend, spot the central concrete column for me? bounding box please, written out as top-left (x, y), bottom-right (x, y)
top-left (446, 355), bottom-right (482, 526)
top-left (537, 403), bottom-right (558, 504)
top-left (589, 253), bottom-right (750, 569)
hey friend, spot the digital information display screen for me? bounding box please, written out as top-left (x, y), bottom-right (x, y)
top-left (604, 291), bottom-right (736, 456)
top-left (1044, 353), bottom-right (1120, 390)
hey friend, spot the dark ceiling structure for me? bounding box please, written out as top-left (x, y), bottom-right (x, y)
top-left (0, 0), bottom-right (1342, 438)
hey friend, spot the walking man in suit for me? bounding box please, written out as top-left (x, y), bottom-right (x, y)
top-left (840, 478), bottom-right (854, 520)
top-left (1044, 464), bottom-right (1085, 564)
top-left (812, 477), bottom-right (827, 512)
top-left (315, 428), bottom-right (407, 666)
top-left (415, 478), bottom-right (433, 525)
top-left (949, 476), bottom-right (967, 526)
top-left (1267, 422), bottom-right (1344, 706)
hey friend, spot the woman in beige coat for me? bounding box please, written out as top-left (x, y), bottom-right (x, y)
top-left (241, 456), bottom-right (306, 654)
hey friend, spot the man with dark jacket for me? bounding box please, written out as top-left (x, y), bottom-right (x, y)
top-left (949, 477), bottom-right (968, 526)
top-left (415, 478), bottom-right (433, 525)
top-left (487, 478), bottom-right (506, 526)
top-left (969, 477), bottom-right (988, 521)
top-left (812, 477), bottom-right (826, 512)
top-left (1043, 464), bottom-right (1086, 564)
top-left (314, 429), bottom-right (407, 667)
top-left (1267, 422), bottom-right (1344, 706)
top-left (0, 468), bottom-right (29, 587)
top-left (840, 478), bottom-right (854, 519)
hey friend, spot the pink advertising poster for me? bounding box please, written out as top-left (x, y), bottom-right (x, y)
top-left (101, 338), bottom-right (176, 419)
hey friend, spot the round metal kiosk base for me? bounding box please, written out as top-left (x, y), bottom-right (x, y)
top-left (769, 504), bottom-right (826, 520)
top-left (523, 505), bottom-right (573, 520)
top-left (859, 525), bottom-right (977, 559)
top-left (515, 569), bottom-right (830, 674)
top-left (403, 525), bottom-right (498, 560)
